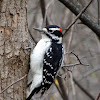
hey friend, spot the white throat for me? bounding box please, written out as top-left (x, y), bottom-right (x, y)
top-left (41, 34), bottom-right (51, 42)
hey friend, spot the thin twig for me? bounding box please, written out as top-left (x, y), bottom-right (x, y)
top-left (0, 74), bottom-right (27, 94)
top-left (64, 14), bottom-right (75, 100)
top-left (40, 0), bottom-right (54, 27)
top-left (96, 92), bottom-right (100, 100)
top-left (62, 63), bottom-right (88, 68)
top-left (97, 0), bottom-right (100, 25)
top-left (54, 82), bottom-right (63, 99)
top-left (63, 0), bottom-right (93, 34)
top-left (78, 67), bottom-right (100, 81)
top-left (65, 14), bottom-right (74, 59)
top-left (71, 52), bottom-right (89, 66)
top-left (40, 0), bottom-right (49, 26)
top-left (69, 71), bottom-right (76, 98)
top-left (73, 78), bottom-right (95, 100)
top-left (44, 0), bottom-right (54, 25)
top-left (64, 51), bottom-right (89, 67)
top-left (71, 52), bottom-right (83, 65)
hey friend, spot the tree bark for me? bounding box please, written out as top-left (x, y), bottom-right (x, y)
top-left (0, 0), bottom-right (30, 100)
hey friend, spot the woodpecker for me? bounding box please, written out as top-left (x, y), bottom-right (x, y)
top-left (26, 25), bottom-right (64, 100)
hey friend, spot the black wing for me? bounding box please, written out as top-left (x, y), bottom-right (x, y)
top-left (41, 42), bottom-right (63, 95)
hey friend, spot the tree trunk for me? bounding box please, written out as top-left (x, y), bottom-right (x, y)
top-left (0, 0), bottom-right (30, 100)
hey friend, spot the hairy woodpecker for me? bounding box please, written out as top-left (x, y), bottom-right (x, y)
top-left (26, 25), bottom-right (64, 100)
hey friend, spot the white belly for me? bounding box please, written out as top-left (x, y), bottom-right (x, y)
top-left (30, 39), bottom-right (51, 74)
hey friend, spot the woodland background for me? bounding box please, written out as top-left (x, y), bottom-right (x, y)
top-left (0, 0), bottom-right (100, 100)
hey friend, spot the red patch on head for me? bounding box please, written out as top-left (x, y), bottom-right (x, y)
top-left (59, 28), bottom-right (62, 33)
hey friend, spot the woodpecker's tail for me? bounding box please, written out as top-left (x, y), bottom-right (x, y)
top-left (26, 85), bottom-right (43, 100)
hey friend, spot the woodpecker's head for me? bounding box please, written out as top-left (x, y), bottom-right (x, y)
top-left (33, 25), bottom-right (63, 43)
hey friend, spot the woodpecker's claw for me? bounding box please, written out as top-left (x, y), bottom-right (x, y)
top-left (33, 28), bottom-right (43, 32)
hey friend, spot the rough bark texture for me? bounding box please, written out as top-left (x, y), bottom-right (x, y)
top-left (0, 0), bottom-right (30, 100)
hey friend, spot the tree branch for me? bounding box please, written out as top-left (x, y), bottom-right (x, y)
top-left (97, 0), bottom-right (100, 25)
top-left (69, 72), bottom-right (76, 96)
top-left (64, 0), bottom-right (93, 34)
top-left (57, 76), bottom-right (69, 100)
top-left (40, 0), bottom-right (49, 25)
top-left (78, 67), bottom-right (100, 81)
top-left (58, 0), bottom-right (100, 39)
top-left (73, 78), bottom-right (95, 100)
top-left (64, 51), bottom-right (89, 68)
top-left (96, 92), bottom-right (100, 100)
top-left (0, 74), bottom-right (27, 94)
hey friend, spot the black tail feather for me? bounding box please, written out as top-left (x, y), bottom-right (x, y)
top-left (26, 86), bottom-right (42, 100)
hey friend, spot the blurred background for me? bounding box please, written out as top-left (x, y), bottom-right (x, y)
top-left (27, 0), bottom-right (100, 100)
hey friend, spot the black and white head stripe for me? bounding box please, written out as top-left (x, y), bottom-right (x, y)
top-left (44, 25), bottom-right (63, 37)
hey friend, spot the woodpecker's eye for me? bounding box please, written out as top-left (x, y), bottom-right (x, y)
top-left (49, 30), bottom-right (53, 33)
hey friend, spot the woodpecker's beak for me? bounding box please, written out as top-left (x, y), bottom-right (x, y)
top-left (33, 28), bottom-right (43, 32)
top-left (33, 28), bottom-right (48, 34)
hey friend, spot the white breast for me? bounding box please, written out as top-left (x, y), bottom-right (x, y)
top-left (30, 39), bottom-right (51, 74)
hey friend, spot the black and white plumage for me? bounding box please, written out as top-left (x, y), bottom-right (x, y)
top-left (26, 25), bottom-right (64, 100)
